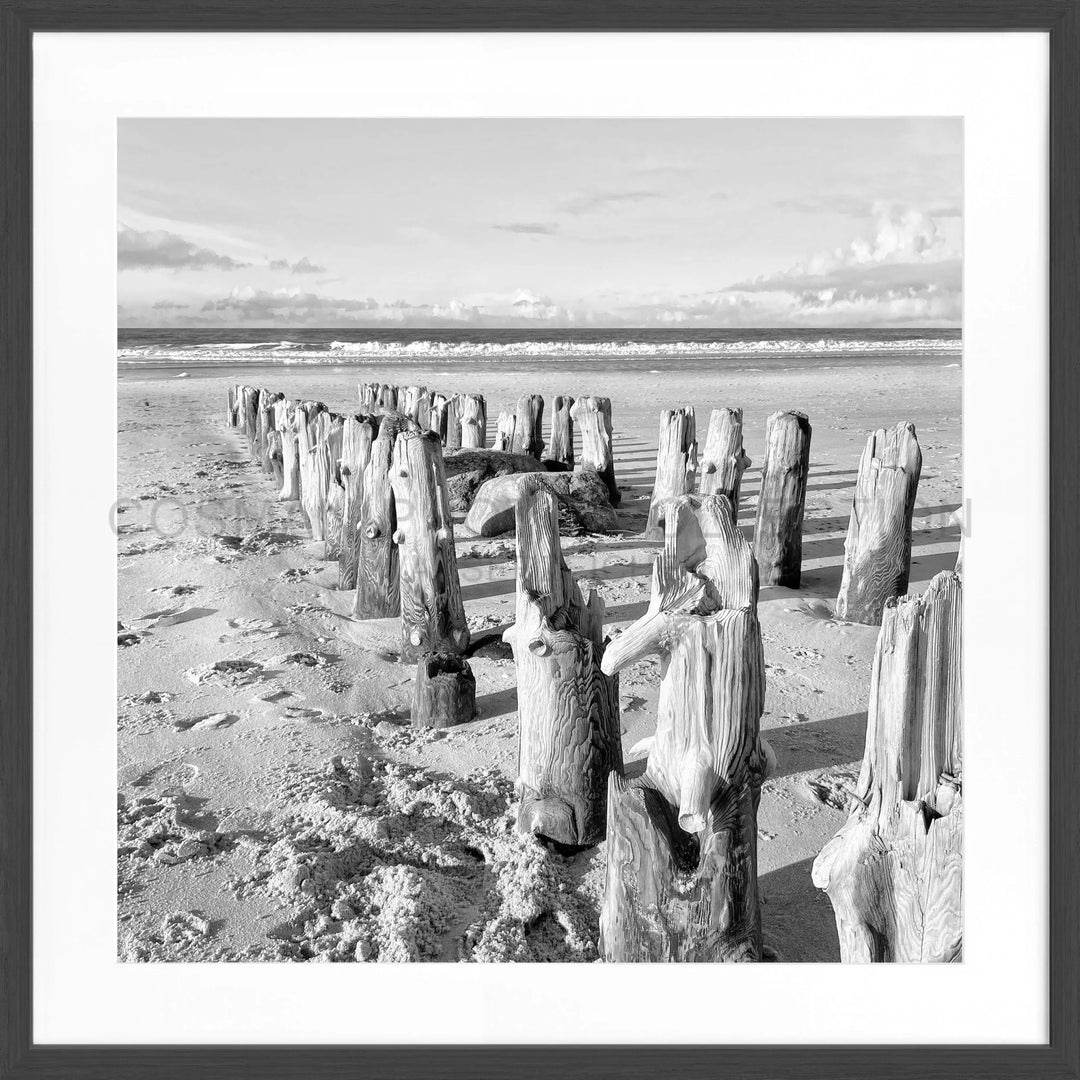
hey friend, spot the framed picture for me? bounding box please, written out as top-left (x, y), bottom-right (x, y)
top-left (3, 2), bottom-right (1077, 1077)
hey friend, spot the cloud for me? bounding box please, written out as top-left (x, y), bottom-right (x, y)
top-left (557, 190), bottom-right (662, 215)
top-left (117, 225), bottom-right (250, 271)
top-left (269, 256), bottom-right (327, 274)
top-left (200, 286), bottom-right (378, 322)
top-left (492, 222), bottom-right (559, 235)
top-left (151, 300), bottom-right (190, 310)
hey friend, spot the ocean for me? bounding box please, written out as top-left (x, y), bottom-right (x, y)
top-left (118, 327), bottom-right (961, 378)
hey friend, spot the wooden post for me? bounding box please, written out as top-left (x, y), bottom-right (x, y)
top-left (390, 430), bottom-right (470, 660)
top-left (700, 407), bottom-right (751, 511)
top-left (511, 393), bottom-right (544, 458)
top-left (354, 415), bottom-right (403, 620)
top-left (644, 407), bottom-right (697, 541)
top-left (492, 409), bottom-right (517, 452)
top-left (257, 391), bottom-right (281, 477)
top-left (401, 386), bottom-right (427, 423)
top-left (599, 495), bottom-right (771, 961)
top-left (570, 396), bottom-right (619, 505)
top-left (241, 386), bottom-right (260, 452)
top-left (339, 415), bottom-right (377, 590)
top-left (503, 475), bottom-right (622, 849)
top-left (835, 422), bottom-right (923, 625)
top-left (378, 384), bottom-right (398, 412)
top-left (752, 410), bottom-right (811, 588)
top-left (323, 417), bottom-right (346, 561)
top-left (444, 395), bottom-right (462, 451)
top-left (358, 382), bottom-right (380, 412)
top-left (429, 392), bottom-right (450, 442)
top-left (458, 394), bottom-right (486, 449)
top-left (542, 395), bottom-right (575, 469)
top-left (813, 571), bottom-right (962, 962)
top-left (279, 425), bottom-right (301, 502)
top-left (411, 653), bottom-right (477, 728)
top-left (227, 385), bottom-right (239, 427)
top-left (267, 430), bottom-right (284, 488)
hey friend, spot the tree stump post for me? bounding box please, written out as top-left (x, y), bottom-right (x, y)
top-left (358, 382), bottom-right (380, 412)
top-left (390, 430), bottom-right (470, 660)
top-left (570, 396), bottom-right (619, 505)
top-left (401, 386), bottom-right (427, 423)
top-left (411, 653), bottom-right (477, 728)
top-left (354, 415), bottom-right (403, 619)
top-left (267, 430), bottom-right (284, 488)
top-left (511, 393), bottom-right (545, 458)
top-left (493, 409), bottom-right (517, 452)
top-left (323, 417), bottom-right (346, 561)
top-left (242, 386), bottom-right (260, 452)
top-left (752, 410), bottom-right (812, 587)
top-left (227, 385), bottom-right (239, 427)
top-left (644, 407), bottom-right (697, 540)
top-left (257, 391), bottom-right (281, 477)
top-left (444, 395), bottom-right (462, 451)
top-left (812, 571), bottom-right (962, 962)
top-left (339, 415), bottom-right (378, 590)
top-left (502, 475), bottom-right (622, 849)
top-left (429, 392), bottom-right (450, 442)
top-left (542, 395), bottom-right (575, 469)
top-left (835, 422), bottom-right (923, 624)
top-left (279, 424), bottom-right (301, 502)
top-left (458, 394), bottom-right (487, 449)
top-left (700, 407), bottom-right (751, 511)
top-left (599, 494), bottom-right (772, 961)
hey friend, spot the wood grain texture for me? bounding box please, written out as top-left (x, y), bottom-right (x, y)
top-left (458, 392), bottom-right (487, 449)
top-left (492, 408), bottom-right (517, 452)
top-left (338, 415), bottom-right (377, 590)
top-left (835, 422), bottom-right (923, 625)
top-left (411, 652), bottom-right (477, 728)
top-left (570, 395), bottom-right (619, 505)
top-left (511, 393), bottom-right (544, 458)
top-left (390, 430), bottom-right (470, 660)
top-left (543, 394), bottom-right (575, 468)
top-left (600, 494), bottom-right (770, 961)
top-left (429, 391), bottom-right (450, 442)
top-left (444, 394), bottom-right (463, 451)
top-left (813, 571), bottom-right (962, 963)
top-left (644, 407), bottom-right (697, 540)
top-left (503, 474), bottom-right (622, 848)
top-left (752, 409), bottom-right (812, 587)
top-left (378, 383), bottom-right (399, 412)
top-left (354, 414), bottom-right (403, 620)
top-left (700, 406), bottom-right (751, 510)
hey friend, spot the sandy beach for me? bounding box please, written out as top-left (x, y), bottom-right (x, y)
top-left (116, 356), bottom-right (961, 963)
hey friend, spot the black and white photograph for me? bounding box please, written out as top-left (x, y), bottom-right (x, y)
top-left (115, 117), bottom-right (963, 964)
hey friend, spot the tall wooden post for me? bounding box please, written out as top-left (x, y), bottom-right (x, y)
top-left (493, 409), bottom-right (517, 452)
top-left (227, 385), bottom-right (239, 427)
top-left (242, 386), bottom-right (260, 452)
top-left (339, 415), bottom-right (378, 590)
top-left (700, 407), bottom-right (751, 511)
top-left (835, 422), bottom-right (923, 625)
top-left (279, 425), bottom-right (301, 502)
top-left (753, 410), bottom-right (811, 587)
top-left (599, 495), bottom-right (771, 961)
top-left (378, 384), bottom-right (398, 412)
top-left (354, 415), bottom-right (403, 619)
top-left (323, 417), bottom-right (346, 561)
top-left (429, 392), bottom-right (450, 442)
top-left (503, 475), bottom-right (622, 849)
top-left (458, 394), bottom-right (486, 449)
top-left (401, 386), bottom-right (427, 423)
top-left (390, 430), bottom-right (470, 661)
top-left (571, 396), bottom-right (618, 506)
top-left (543, 395), bottom-right (575, 469)
top-left (444, 395), bottom-right (462, 451)
top-left (813, 571), bottom-right (962, 962)
top-left (511, 393), bottom-right (544, 458)
top-left (644, 407), bottom-right (697, 541)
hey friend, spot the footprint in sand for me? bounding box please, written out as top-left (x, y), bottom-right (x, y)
top-left (219, 618), bottom-right (283, 644)
top-left (149, 583), bottom-right (201, 598)
top-left (173, 713), bottom-right (240, 732)
top-left (138, 606), bottom-right (217, 628)
top-left (185, 659), bottom-right (265, 687)
top-left (276, 651), bottom-right (339, 669)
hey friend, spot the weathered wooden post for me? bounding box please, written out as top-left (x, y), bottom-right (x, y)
top-left (459, 394), bottom-right (486, 449)
top-left (323, 417), bottom-right (347, 561)
top-left (813, 570), bottom-right (962, 962)
top-left (266, 430), bottom-right (284, 488)
top-left (354, 415), bottom-right (403, 619)
top-left (493, 409), bottom-right (517, 452)
top-left (429, 392), bottom-right (450, 442)
top-left (411, 653), bottom-right (477, 728)
top-left (339, 415), bottom-right (378, 590)
top-left (227, 385), bottom-right (239, 427)
top-left (570, 396), bottom-right (619, 505)
top-left (390, 430), bottom-right (470, 660)
top-left (378, 384), bottom-right (398, 412)
top-left (279, 423), bottom-right (301, 502)
top-left (835, 422), bottom-right (923, 624)
top-left (542, 395), bottom-right (575, 469)
top-left (444, 395), bottom-right (462, 451)
top-left (700, 406), bottom-right (751, 511)
top-left (242, 386), bottom-right (260, 451)
top-left (358, 383), bottom-right (380, 412)
top-left (503, 475), bottom-right (622, 849)
top-left (511, 393), bottom-right (544, 458)
top-left (401, 386), bottom-right (427, 424)
top-left (599, 494), bottom-right (772, 961)
top-left (257, 391), bottom-right (281, 477)
top-left (752, 410), bottom-right (811, 587)
top-left (644, 407), bottom-right (697, 540)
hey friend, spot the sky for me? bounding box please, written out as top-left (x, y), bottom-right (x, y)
top-left (117, 118), bottom-right (961, 329)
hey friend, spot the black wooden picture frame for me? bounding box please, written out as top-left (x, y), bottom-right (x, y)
top-left (2, 3), bottom-right (1077, 1077)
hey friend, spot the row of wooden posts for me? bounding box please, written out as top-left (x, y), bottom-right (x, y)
top-left (226, 381), bottom-right (960, 963)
